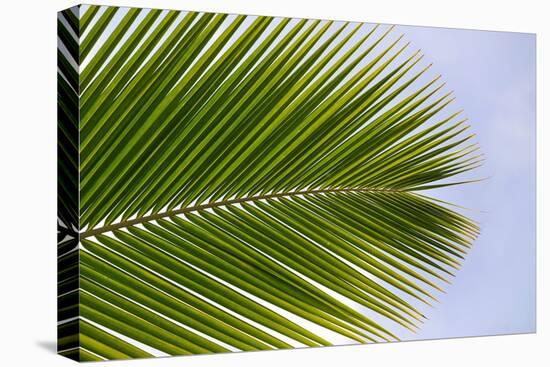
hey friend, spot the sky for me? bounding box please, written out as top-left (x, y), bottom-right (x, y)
top-left (397, 24), bottom-right (536, 340)
top-left (69, 5), bottom-right (536, 347)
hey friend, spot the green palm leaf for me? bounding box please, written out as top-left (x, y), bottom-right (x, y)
top-left (57, 5), bottom-right (482, 361)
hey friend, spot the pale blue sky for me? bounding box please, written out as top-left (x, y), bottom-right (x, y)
top-left (399, 24), bottom-right (536, 340)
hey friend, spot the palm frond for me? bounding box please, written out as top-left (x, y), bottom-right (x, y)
top-left (57, 6), bottom-right (81, 361)
top-left (57, 5), bottom-right (481, 361)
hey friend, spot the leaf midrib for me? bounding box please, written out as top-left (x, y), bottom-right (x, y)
top-left (80, 187), bottom-right (403, 239)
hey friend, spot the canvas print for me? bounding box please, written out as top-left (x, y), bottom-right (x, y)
top-left (57, 4), bottom-right (536, 362)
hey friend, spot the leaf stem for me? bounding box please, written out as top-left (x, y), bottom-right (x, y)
top-left (80, 187), bottom-right (402, 239)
